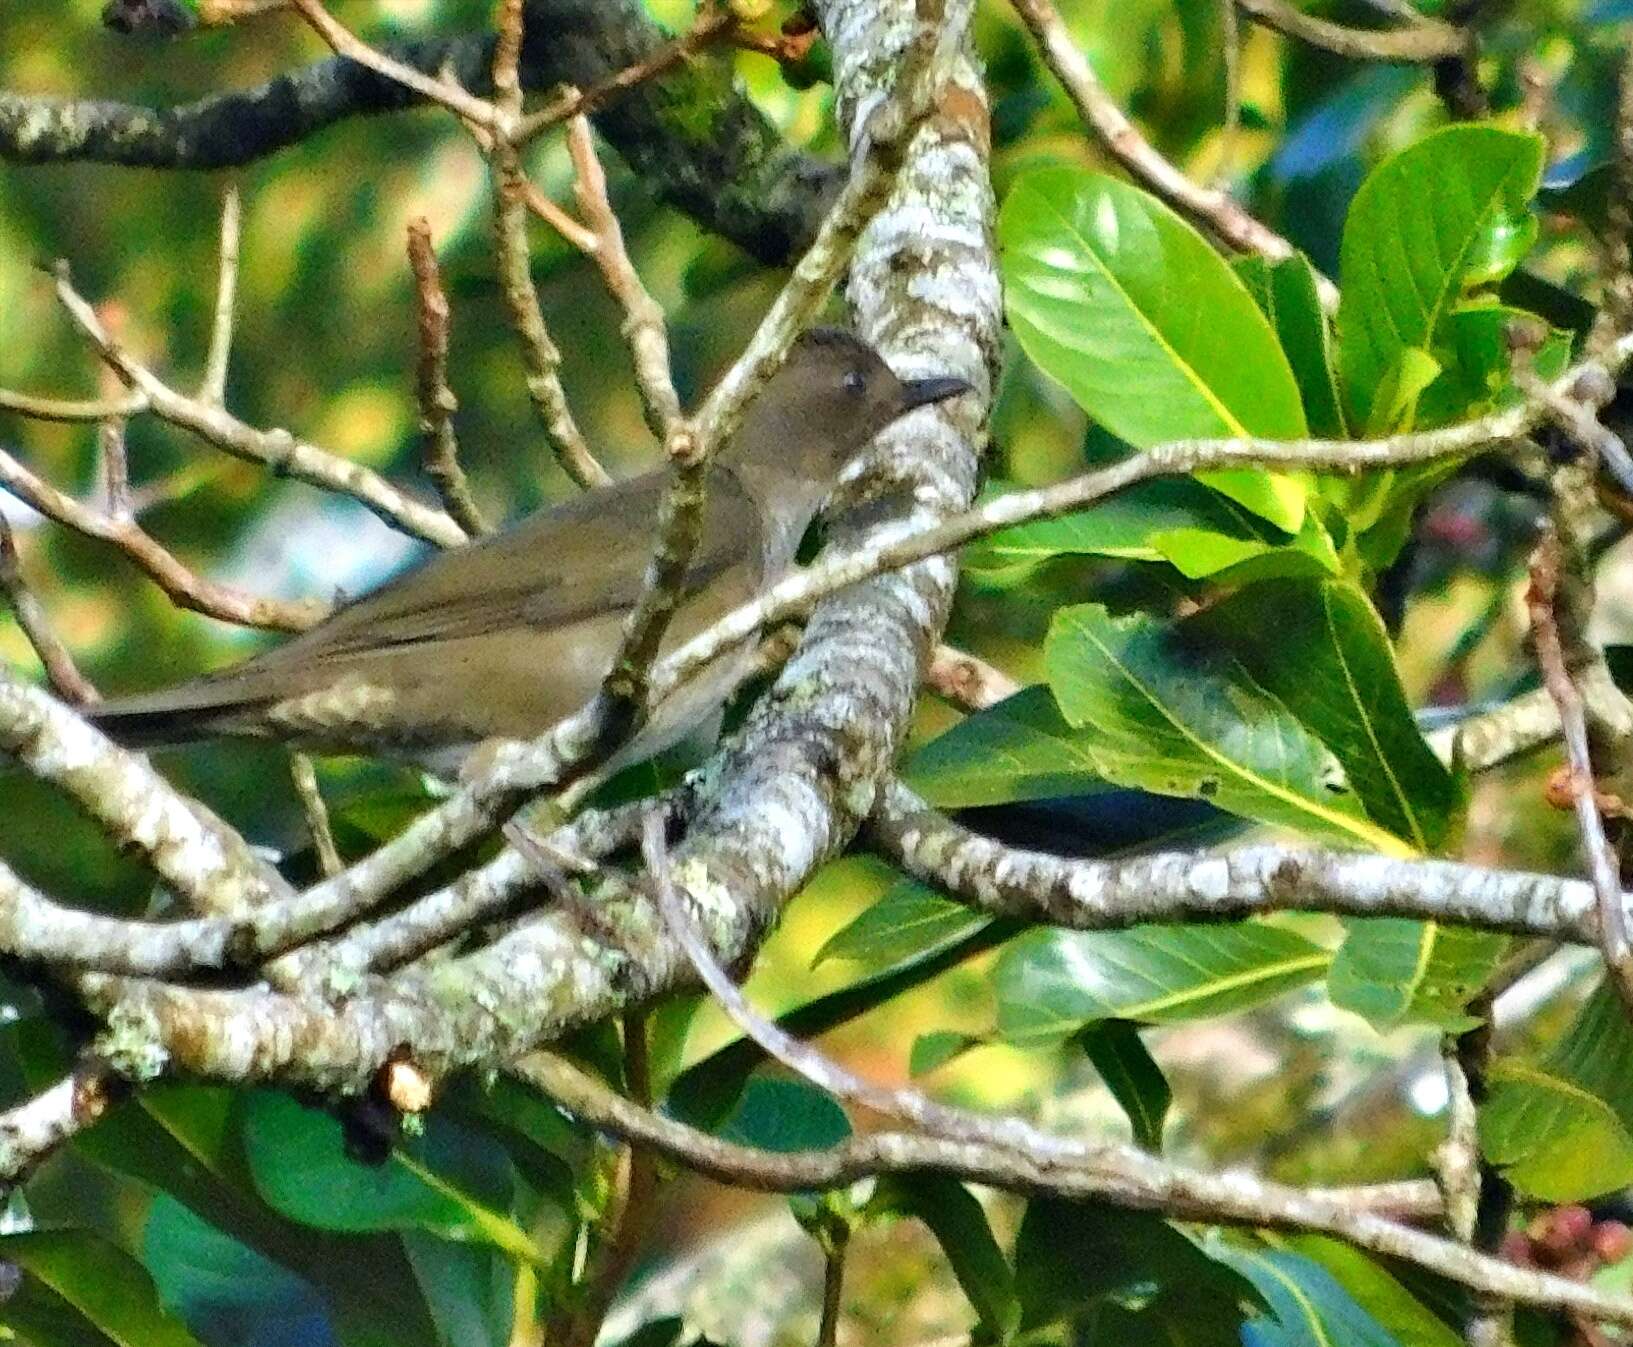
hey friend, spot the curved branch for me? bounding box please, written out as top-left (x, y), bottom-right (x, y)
top-left (869, 779), bottom-right (1603, 942)
top-left (1236, 0), bottom-right (1469, 63)
top-left (0, 0), bottom-right (838, 264)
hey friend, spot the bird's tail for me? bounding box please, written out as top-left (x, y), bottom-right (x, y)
top-left (84, 687), bottom-right (266, 750)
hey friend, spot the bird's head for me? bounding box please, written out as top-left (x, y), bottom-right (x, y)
top-left (727, 327), bottom-right (971, 486)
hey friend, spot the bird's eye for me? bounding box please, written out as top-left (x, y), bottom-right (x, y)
top-left (842, 369), bottom-right (866, 395)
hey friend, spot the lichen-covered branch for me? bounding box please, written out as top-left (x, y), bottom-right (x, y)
top-left (0, 0), bottom-right (838, 265)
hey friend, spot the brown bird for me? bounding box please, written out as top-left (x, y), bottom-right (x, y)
top-left (89, 329), bottom-right (969, 772)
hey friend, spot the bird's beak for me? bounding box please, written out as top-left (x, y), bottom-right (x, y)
top-left (899, 374), bottom-right (972, 410)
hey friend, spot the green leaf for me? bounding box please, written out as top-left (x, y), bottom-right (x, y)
top-left (718, 1078), bottom-right (851, 1153)
top-left (1280, 1235), bottom-right (1462, 1347)
top-left (1044, 603), bottom-right (1409, 852)
top-left (1001, 164), bottom-right (1308, 531)
top-left (971, 477), bottom-right (1338, 584)
top-left (812, 881), bottom-right (988, 970)
top-left (872, 1176), bottom-right (1019, 1342)
top-left (0, 1230), bottom-right (204, 1347)
top-left (1235, 253), bottom-right (1348, 438)
top-left (1209, 1243), bottom-right (1400, 1347)
top-left (1077, 1019), bottom-right (1170, 1151)
top-left (241, 1091), bottom-right (531, 1263)
top-left (902, 685), bottom-right (1113, 809)
top-left (143, 1196), bottom-right (323, 1342)
top-left (1416, 304), bottom-right (1572, 428)
top-left (1194, 579), bottom-right (1462, 851)
top-left (1338, 125), bottom-right (1545, 430)
top-left (1014, 1202), bottom-right (1255, 1329)
top-left (994, 924), bottom-right (1330, 1046)
top-left (1328, 919), bottom-right (1508, 1031)
top-left (1482, 981), bottom-right (1633, 1200)
top-left (4, 1022), bottom-right (440, 1347)
top-left (909, 1031), bottom-right (982, 1077)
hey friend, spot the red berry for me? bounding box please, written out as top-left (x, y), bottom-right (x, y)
top-left (1499, 1231), bottom-right (1535, 1266)
top-left (1593, 1221), bottom-right (1633, 1264)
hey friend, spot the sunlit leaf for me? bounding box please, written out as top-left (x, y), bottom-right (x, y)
top-left (1044, 603), bottom-right (1407, 851)
top-left (995, 924), bottom-right (1330, 1045)
top-left (1339, 125), bottom-right (1545, 429)
top-left (1001, 165), bottom-right (1308, 530)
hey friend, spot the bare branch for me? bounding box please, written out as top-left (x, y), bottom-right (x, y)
top-left (0, 390), bottom-right (146, 423)
top-left (565, 115), bottom-right (683, 441)
top-left (1529, 533), bottom-right (1633, 1011)
top-left (0, 514), bottom-right (99, 704)
top-left (1235, 0), bottom-right (1469, 62)
top-left (490, 141), bottom-right (612, 490)
top-left (286, 0), bottom-right (498, 128)
top-left (0, 442), bottom-right (325, 632)
top-left (0, 1064), bottom-right (118, 1187)
top-left (513, 1053), bottom-right (1633, 1326)
top-left (869, 778), bottom-right (1607, 944)
top-left (50, 265), bottom-right (467, 547)
top-left (1008, 0), bottom-right (1337, 309)
top-left (0, 674), bottom-right (290, 917)
top-left (289, 753), bottom-right (343, 878)
top-left (406, 218), bottom-right (489, 536)
top-left (200, 186), bottom-right (241, 407)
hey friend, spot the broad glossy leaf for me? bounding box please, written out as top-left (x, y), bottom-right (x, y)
top-left (143, 1196), bottom-right (326, 1345)
top-left (1195, 579), bottom-right (1461, 851)
top-left (812, 881), bottom-right (987, 970)
top-left (1014, 1202), bottom-right (1255, 1329)
top-left (1077, 1019), bottom-right (1169, 1151)
top-left (401, 1232), bottom-right (512, 1347)
top-left (5, 1024), bottom-right (439, 1347)
top-left (1044, 603), bottom-right (1407, 851)
top-left (903, 685), bottom-right (1113, 809)
top-left (0, 1230), bottom-right (203, 1347)
top-left (1001, 165), bottom-right (1308, 530)
top-left (719, 1078), bottom-right (851, 1153)
top-left (994, 924), bottom-right (1330, 1045)
top-left (872, 1176), bottom-right (1018, 1341)
top-left (1328, 919), bottom-right (1508, 1031)
top-left (1235, 253), bottom-right (1347, 437)
top-left (241, 1091), bottom-right (528, 1258)
top-left (1209, 1243), bottom-right (1400, 1347)
top-left (970, 477), bottom-right (1338, 583)
top-left (1339, 125), bottom-right (1545, 430)
top-left (1482, 980), bottom-right (1633, 1199)
top-left (1281, 1235), bottom-right (1462, 1347)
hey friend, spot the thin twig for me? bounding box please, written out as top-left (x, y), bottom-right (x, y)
top-left (0, 513), bottom-right (98, 703)
top-left (1008, 0), bottom-right (1338, 310)
top-left (406, 218), bottom-right (489, 535)
top-left (565, 115), bottom-right (683, 441)
top-left (512, 1053), bottom-right (1633, 1326)
top-left (1529, 533), bottom-right (1633, 1012)
top-left (0, 442), bottom-right (325, 631)
top-left (0, 1063), bottom-right (119, 1187)
top-left (286, 0), bottom-right (497, 128)
top-left (200, 186), bottom-right (241, 407)
top-left (489, 117), bottom-right (611, 487)
top-left (49, 264), bottom-right (466, 547)
top-left (514, 5), bottom-right (739, 144)
top-left (1235, 0), bottom-right (1469, 61)
top-left (289, 753), bottom-right (342, 877)
top-left (817, 1224), bottom-right (848, 1347)
top-left (0, 390), bottom-right (146, 422)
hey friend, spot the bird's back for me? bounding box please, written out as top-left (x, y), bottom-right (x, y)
top-left (90, 463), bottom-right (770, 760)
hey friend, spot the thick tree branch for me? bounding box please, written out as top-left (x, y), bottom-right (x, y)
top-left (870, 780), bottom-right (1607, 942)
top-left (0, 1), bottom-right (839, 265)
